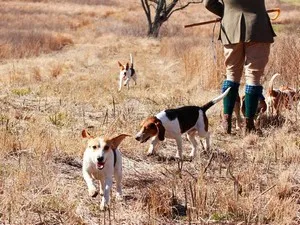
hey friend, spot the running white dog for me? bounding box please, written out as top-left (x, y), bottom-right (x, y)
top-left (118, 53), bottom-right (137, 91)
top-left (82, 129), bottom-right (129, 210)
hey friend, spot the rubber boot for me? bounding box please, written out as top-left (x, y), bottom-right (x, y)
top-left (245, 117), bottom-right (256, 134)
top-left (222, 114), bottom-right (232, 134)
top-left (244, 85), bottom-right (263, 134)
top-left (222, 80), bottom-right (240, 134)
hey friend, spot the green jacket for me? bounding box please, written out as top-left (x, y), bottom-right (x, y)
top-left (204, 0), bottom-right (276, 45)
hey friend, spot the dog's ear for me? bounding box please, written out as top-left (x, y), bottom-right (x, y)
top-left (155, 121), bottom-right (165, 141)
top-left (82, 129), bottom-right (93, 138)
top-left (118, 61), bottom-right (124, 69)
top-left (109, 134), bottom-right (131, 149)
top-left (140, 118), bottom-right (148, 127)
top-left (125, 63), bottom-right (129, 70)
top-left (259, 100), bottom-right (267, 113)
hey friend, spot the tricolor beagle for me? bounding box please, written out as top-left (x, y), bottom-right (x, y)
top-left (135, 88), bottom-right (231, 159)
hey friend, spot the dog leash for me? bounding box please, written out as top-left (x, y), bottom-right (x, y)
top-left (184, 8), bottom-right (281, 28)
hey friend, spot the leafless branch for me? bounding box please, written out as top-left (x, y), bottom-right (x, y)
top-left (168, 1), bottom-right (203, 19)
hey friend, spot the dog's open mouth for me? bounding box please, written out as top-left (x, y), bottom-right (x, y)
top-left (97, 162), bottom-right (105, 170)
top-left (140, 136), bottom-right (150, 143)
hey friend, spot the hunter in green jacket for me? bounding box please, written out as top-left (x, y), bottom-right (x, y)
top-left (204, 0), bottom-right (275, 44)
top-left (204, 0), bottom-right (276, 133)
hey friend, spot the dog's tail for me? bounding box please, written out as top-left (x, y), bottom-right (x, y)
top-left (268, 73), bottom-right (280, 96)
top-left (130, 53), bottom-right (133, 69)
top-left (201, 87), bottom-right (231, 112)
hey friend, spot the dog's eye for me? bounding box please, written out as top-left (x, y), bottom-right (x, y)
top-left (103, 145), bottom-right (109, 151)
top-left (148, 123), bottom-right (156, 129)
top-left (92, 145), bottom-right (100, 149)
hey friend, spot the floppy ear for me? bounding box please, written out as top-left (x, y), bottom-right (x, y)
top-left (125, 63), bottom-right (129, 70)
top-left (259, 99), bottom-right (267, 113)
top-left (155, 121), bottom-right (165, 141)
top-left (118, 61), bottom-right (124, 69)
top-left (82, 129), bottom-right (93, 138)
top-left (109, 134), bottom-right (131, 150)
top-left (140, 118), bottom-right (148, 127)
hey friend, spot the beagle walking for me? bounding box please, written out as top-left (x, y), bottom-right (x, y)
top-left (135, 88), bottom-right (231, 159)
top-left (81, 130), bottom-right (129, 211)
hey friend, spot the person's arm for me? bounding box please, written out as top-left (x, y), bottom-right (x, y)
top-left (204, 0), bottom-right (224, 17)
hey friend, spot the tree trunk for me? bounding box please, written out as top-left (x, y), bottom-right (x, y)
top-left (141, 0), bottom-right (202, 38)
top-left (148, 22), bottom-right (162, 38)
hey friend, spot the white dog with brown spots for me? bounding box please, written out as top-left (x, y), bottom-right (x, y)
top-left (135, 88), bottom-right (231, 159)
top-left (81, 130), bottom-right (129, 211)
top-left (266, 73), bottom-right (300, 116)
top-left (118, 53), bottom-right (137, 91)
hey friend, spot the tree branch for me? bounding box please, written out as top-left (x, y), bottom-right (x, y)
top-left (167, 1), bottom-right (203, 19)
top-left (141, 0), bottom-right (203, 37)
top-left (141, 0), bottom-right (152, 26)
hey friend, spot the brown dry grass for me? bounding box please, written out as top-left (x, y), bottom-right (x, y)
top-left (0, 0), bottom-right (299, 224)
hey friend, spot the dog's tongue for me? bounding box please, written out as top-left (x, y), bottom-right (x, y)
top-left (97, 162), bottom-right (105, 170)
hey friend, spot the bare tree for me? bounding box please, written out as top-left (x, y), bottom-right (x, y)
top-left (141, 0), bottom-right (203, 38)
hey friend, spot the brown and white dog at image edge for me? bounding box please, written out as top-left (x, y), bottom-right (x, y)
top-left (266, 73), bottom-right (300, 116)
top-left (135, 88), bottom-right (231, 160)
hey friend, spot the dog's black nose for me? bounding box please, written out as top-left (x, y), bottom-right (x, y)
top-left (135, 136), bottom-right (140, 141)
top-left (97, 156), bottom-right (104, 162)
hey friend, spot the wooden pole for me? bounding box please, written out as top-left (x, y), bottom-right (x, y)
top-left (184, 8), bottom-right (280, 28)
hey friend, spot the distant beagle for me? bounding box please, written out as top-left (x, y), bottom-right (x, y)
top-left (266, 73), bottom-right (299, 116)
top-left (135, 88), bottom-right (231, 159)
top-left (118, 53), bottom-right (137, 91)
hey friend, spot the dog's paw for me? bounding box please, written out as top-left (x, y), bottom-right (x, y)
top-left (175, 153), bottom-right (181, 159)
top-left (146, 151), bottom-right (154, 156)
top-left (116, 193), bottom-right (123, 202)
top-left (100, 205), bottom-right (106, 211)
top-left (89, 189), bottom-right (99, 198)
top-left (189, 154), bottom-right (195, 162)
top-left (100, 202), bottom-right (108, 211)
top-left (99, 190), bottom-right (104, 196)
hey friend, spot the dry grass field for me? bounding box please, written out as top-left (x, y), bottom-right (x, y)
top-left (0, 0), bottom-right (299, 224)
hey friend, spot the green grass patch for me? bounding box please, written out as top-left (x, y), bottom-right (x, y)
top-left (211, 212), bottom-right (230, 221)
top-left (11, 87), bottom-right (31, 96)
top-left (280, 0), bottom-right (300, 5)
top-left (272, 24), bottom-right (285, 33)
top-left (48, 111), bottom-right (73, 128)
